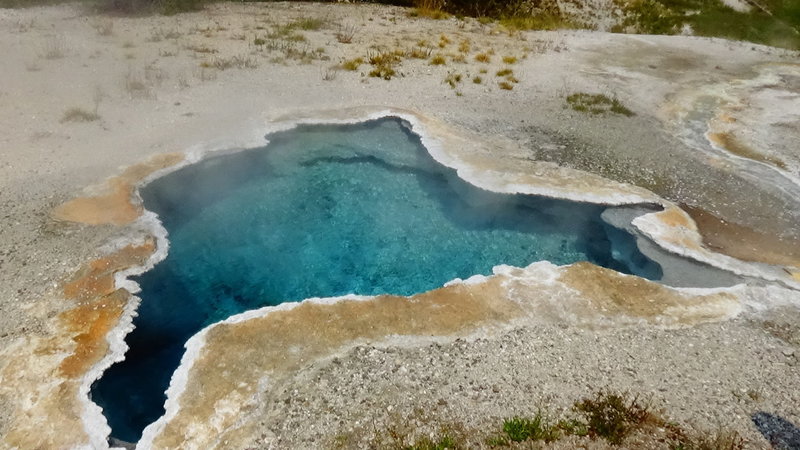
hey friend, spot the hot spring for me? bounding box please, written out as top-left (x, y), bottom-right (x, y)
top-left (91, 117), bottom-right (663, 443)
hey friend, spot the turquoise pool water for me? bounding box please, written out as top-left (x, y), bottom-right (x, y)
top-left (91, 117), bottom-right (661, 443)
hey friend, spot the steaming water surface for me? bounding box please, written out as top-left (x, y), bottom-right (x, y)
top-left (91, 117), bottom-right (662, 443)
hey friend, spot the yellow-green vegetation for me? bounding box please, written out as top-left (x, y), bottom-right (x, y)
top-left (287, 17), bottom-right (325, 31)
top-left (474, 52), bottom-right (491, 63)
top-left (444, 72), bottom-right (462, 88)
top-left (458, 39), bottom-right (471, 53)
top-left (438, 34), bottom-right (451, 48)
top-left (429, 54), bottom-right (447, 65)
top-left (367, 49), bottom-right (402, 80)
top-left (502, 55), bottom-right (518, 64)
top-left (472, 76), bottom-right (482, 84)
top-left (498, 81), bottom-right (514, 90)
top-left (60, 107), bottom-right (99, 123)
top-left (408, 46), bottom-right (432, 59)
top-left (496, 68), bottom-right (513, 77)
top-left (566, 92), bottom-right (635, 117)
top-left (614, 0), bottom-right (800, 49)
top-left (267, 18), bottom-right (324, 42)
top-left (340, 57), bottom-right (363, 71)
top-left (344, 391), bottom-right (745, 450)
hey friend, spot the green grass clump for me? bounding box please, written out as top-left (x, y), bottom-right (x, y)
top-left (498, 81), bottom-right (514, 90)
top-left (502, 413), bottom-right (561, 442)
top-left (288, 17), bottom-right (325, 31)
top-left (472, 76), bottom-right (482, 84)
top-left (566, 92), bottom-right (635, 116)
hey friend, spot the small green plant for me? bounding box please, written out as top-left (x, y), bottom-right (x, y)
top-left (472, 76), bottom-right (482, 84)
top-left (498, 81), bottom-right (514, 90)
top-left (502, 413), bottom-right (561, 442)
top-left (566, 92), bottom-right (635, 116)
top-left (60, 107), bottom-right (100, 123)
top-left (430, 54), bottom-right (447, 65)
top-left (496, 68), bottom-right (513, 77)
top-left (502, 55), bottom-right (518, 64)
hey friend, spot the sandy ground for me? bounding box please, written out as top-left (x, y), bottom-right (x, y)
top-left (0, 2), bottom-right (799, 449)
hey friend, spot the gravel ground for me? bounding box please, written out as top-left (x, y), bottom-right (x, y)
top-left (257, 315), bottom-right (800, 449)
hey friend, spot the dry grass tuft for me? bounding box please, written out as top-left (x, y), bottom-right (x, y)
top-left (429, 54), bottom-right (447, 65)
top-left (61, 107), bottom-right (100, 123)
top-left (340, 57), bottom-right (363, 71)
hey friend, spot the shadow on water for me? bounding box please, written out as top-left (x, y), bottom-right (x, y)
top-left (90, 117), bottom-right (664, 443)
top-left (752, 412), bottom-right (800, 449)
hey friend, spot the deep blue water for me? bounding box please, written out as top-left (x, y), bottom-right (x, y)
top-left (91, 117), bottom-right (661, 443)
